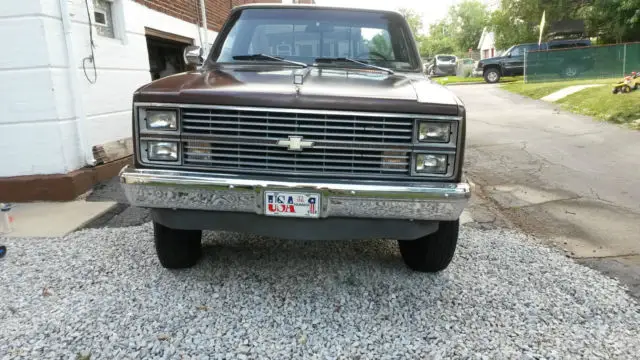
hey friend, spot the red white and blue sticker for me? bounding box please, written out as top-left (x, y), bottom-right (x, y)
top-left (264, 192), bottom-right (320, 218)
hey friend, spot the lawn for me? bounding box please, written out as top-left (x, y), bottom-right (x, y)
top-left (433, 76), bottom-right (521, 85)
top-left (501, 78), bottom-right (616, 99)
top-left (556, 85), bottom-right (640, 128)
top-left (501, 78), bottom-right (640, 128)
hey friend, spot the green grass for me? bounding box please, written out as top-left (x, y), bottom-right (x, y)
top-left (433, 76), bottom-right (521, 85)
top-left (501, 78), bottom-right (616, 99)
top-left (501, 78), bottom-right (640, 128)
top-left (556, 86), bottom-right (640, 128)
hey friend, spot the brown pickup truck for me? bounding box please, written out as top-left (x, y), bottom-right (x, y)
top-left (120, 4), bottom-right (470, 272)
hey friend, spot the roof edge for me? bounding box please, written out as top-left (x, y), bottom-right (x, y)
top-left (231, 3), bottom-right (403, 16)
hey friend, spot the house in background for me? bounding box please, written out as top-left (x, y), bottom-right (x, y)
top-left (477, 27), bottom-right (501, 59)
top-left (0, 0), bottom-right (279, 202)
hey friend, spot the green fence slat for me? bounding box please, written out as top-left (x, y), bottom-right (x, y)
top-left (524, 43), bottom-right (640, 83)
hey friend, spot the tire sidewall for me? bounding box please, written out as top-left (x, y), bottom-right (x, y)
top-left (484, 69), bottom-right (500, 83)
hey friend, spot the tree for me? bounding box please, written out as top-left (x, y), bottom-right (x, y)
top-left (422, 20), bottom-right (457, 56)
top-left (369, 34), bottom-right (393, 59)
top-left (448, 0), bottom-right (490, 53)
top-left (490, 0), bottom-right (640, 47)
top-left (579, 0), bottom-right (640, 43)
top-left (415, 0), bottom-right (488, 57)
top-left (398, 8), bottom-right (423, 36)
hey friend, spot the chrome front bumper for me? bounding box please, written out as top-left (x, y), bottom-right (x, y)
top-left (120, 166), bottom-right (471, 221)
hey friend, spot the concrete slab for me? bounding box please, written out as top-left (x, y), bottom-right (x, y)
top-left (460, 210), bottom-right (473, 225)
top-left (485, 184), bottom-right (577, 208)
top-left (502, 198), bottom-right (640, 258)
top-left (2, 201), bottom-right (117, 238)
top-left (541, 84), bottom-right (604, 102)
top-left (542, 199), bottom-right (640, 258)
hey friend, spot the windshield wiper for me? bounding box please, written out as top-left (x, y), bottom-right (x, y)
top-left (232, 54), bottom-right (308, 68)
top-left (314, 57), bottom-right (394, 74)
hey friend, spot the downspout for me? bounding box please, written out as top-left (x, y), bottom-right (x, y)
top-left (58, 0), bottom-right (96, 167)
top-left (199, 0), bottom-right (209, 54)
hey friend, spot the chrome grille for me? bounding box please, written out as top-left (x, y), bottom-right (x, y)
top-left (180, 107), bottom-right (415, 178)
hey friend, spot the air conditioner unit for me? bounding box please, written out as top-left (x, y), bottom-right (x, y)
top-left (94, 9), bottom-right (108, 26)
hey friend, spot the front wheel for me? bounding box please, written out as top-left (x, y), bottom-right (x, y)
top-left (622, 85), bottom-right (632, 93)
top-left (153, 222), bottom-right (202, 269)
top-left (398, 220), bottom-right (459, 273)
top-left (484, 69), bottom-right (500, 83)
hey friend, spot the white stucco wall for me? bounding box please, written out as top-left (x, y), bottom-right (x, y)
top-left (0, 0), bottom-right (217, 177)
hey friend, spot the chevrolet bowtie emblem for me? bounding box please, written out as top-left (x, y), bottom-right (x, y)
top-left (277, 135), bottom-right (314, 151)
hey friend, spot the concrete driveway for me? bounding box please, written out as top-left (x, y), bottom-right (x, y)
top-left (451, 84), bottom-right (640, 296)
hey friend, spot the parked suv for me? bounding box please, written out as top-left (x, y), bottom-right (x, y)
top-left (120, 4), bottom-right (470, 273)
top-left (476, 38), bottom-right (592, 83)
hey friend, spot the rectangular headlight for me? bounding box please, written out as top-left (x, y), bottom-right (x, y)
top-left (145, 110), bottom-right (177, 130)
top-left (147, 141), bottom-right (178, 161)
top-left (415, 154), bottom-right (448, 174)
top-left (418, 121), bottom-right (451, 142)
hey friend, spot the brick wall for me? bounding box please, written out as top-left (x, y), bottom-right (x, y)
top-left (135, 0), bottom-right (281, 32)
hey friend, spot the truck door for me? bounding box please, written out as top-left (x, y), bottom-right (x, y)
top-left (502, 45), bottom-right (524, 75)
top-left (503, 44), bottom-right (540, 76)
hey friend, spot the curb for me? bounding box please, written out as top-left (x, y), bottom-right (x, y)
top-left (443, 82), bottom-right (486, 86)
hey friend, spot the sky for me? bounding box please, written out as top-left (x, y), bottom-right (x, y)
top-left (314, 0), bottom-right (500, 35)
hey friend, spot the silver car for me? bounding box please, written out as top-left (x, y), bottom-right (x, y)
top-left (428, 54), bottom-right (458, 76)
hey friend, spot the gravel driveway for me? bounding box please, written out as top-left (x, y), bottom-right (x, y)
top-left (2, 225), bottom-right (639, 359)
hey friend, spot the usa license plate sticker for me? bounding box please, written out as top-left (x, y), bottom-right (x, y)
top-left (264, 192), bottom-right (320, 218)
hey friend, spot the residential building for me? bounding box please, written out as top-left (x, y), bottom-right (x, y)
top-left (0, 0), bottom-right (279, 201)
top-left (478, 27), bottom-right (501, 60)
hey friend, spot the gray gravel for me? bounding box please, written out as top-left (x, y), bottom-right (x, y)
top-left (1, 225), bottom-right (640, 359)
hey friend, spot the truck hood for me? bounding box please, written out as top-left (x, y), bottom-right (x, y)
top-left (480, 56), bottom-right (506, 64)
top-left (134, 66), bottom-right (461, 115)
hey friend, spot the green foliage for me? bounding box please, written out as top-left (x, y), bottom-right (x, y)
top-left (448, 0), bottom-right (490, 53)
top-left (369, 34), bottom-right (393, 59)
top-left (580, 0), bottom-right (640, 43)
top-left (398, 8), bottom-right (424, 36)
top-left (491, 0), bottom-right (640, 49)
top-left (415, 0), bottom-right (489, 57)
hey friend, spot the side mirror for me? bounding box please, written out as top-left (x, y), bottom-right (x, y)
top-left (506, 53), bottom-right (512, 58)
top-left (184, 45), bottom-right (203, 66)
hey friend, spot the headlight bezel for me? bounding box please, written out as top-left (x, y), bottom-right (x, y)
top-left (411, 152), bottom-right (454, 177)
top-left (138, 107), bottom-right (180, 133)
top-left (416, 121), bottom-right (452, 143)
top-left (140, 140), bottom-right (181, 164)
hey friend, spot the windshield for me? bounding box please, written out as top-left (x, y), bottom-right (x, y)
top-left (504, 45), bottom-right (516, 56)
top-left (437, 55), bottom-right (456, 62)
top-left (212, 8), bottom-right (420, 72)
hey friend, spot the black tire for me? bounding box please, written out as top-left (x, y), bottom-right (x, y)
top-left (622, 85), bottom-right (632, 93)
top-left (613, 88), bottom-right (619, 94)
top-left (398, 220), bottom-right (459, 273)
top-left (483, 68), bottom-right (500, 83)
top-left (153, 222), bottom-right (202, 269)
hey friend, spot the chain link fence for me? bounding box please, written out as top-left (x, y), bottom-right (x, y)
top-left (524, 42), bottom-right (640, 83)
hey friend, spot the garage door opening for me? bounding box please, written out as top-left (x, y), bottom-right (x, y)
top-left (145, 28), bottom-right (194, 80)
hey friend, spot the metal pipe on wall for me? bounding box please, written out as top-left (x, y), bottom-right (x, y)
top-left (199, 0), bottom-right (209, 54)
top-left (58, 0), bottom-right (96, 167)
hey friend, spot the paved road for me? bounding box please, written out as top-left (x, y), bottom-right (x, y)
top-left (450, 83), bottom-right (640, 298)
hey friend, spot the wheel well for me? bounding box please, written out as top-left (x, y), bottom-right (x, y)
top-left (483, 65), bottom-right (501, 75)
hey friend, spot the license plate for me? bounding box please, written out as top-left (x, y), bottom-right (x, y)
top-left (264, 192), bottom-right (320, 218)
